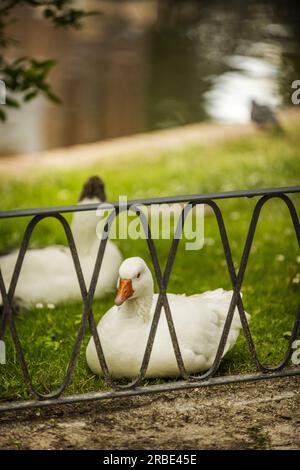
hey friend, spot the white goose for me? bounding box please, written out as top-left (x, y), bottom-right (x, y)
top-left (0, 176), bottom-right (123, 308)
top-left (86, 257), bottom-right (250, 378)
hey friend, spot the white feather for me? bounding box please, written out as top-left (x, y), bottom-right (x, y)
top-left (86, 257), bottom-right (250, 378)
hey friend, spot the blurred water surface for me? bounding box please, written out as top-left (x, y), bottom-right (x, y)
top-left (0, 0), bottom-right (299, 155)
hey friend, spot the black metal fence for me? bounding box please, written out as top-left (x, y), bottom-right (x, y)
top-left (0, 186), bottom-right (299, 411)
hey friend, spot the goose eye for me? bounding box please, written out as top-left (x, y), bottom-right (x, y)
top-left (136, 273), bottom-right (141, 279)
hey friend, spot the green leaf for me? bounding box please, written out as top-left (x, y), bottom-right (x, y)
top-left (24, 91), bottom-right (38, 102)
top-left (5, 96), bottom-right (19, 108)
top-left (31, 59), bottom-right (57, 71)
top-left (43, 8), bottom-right (55, 19)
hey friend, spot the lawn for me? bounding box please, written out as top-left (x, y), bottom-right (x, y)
top-left (0, 122), bottom-right (300, 401)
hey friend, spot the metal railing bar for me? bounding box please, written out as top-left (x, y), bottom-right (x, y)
top-left (235, 194), bottom-right (300, 372)
top-left (133, 204), bottom-right (188, 381)
top-left (184, 200), bottom-right (260, 380)
top-left (83, 207), bottom-right (125, 389)
top-left (186, 194), bottom-right (300, 378)
top-left (203, 201), bottom-right (263, 372)
top-left (86, 205), bottom-right (165, 390)
top-left (88, 205), bottom-right (188, 390)
top-left (1, 186), bottom-right (299, 220)
top-left (214, 193), bottom-right (299, 373)
top-left (160, 200), bottom-right (246, 382)
top-left (4, 214), bottom-right (92, 400)
top-left (0, 186), bottom-right (299, 408)
top-left (0, 367), bottom-right (299, 413)
top-left (160, 295), bottom-right (189, 379)
top-left (163, 195), bottom-right (300, 381)
top-left (0, 269), bottom-right (10, 339)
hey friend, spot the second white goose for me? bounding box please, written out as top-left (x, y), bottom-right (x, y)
top-left (0, 176), bottom-right (123, 307)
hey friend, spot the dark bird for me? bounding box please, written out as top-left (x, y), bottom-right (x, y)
top-left (251, 99), bottom-right (283, 132)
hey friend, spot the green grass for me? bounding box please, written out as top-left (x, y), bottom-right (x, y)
top-left (0, 123), bottom-right (300, 400)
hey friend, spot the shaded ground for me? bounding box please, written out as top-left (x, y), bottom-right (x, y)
top-left (0, 376), bottom-right (299, 450)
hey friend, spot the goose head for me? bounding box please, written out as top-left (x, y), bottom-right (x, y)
top-left (71, 176), bottom-right (107, 254)
top-left (78, 175), bottom-right (106, 203)
top-left (115, 257), bottom-right (154, 307)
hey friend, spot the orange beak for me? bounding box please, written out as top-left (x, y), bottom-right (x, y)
top-left (115, 279), bottom-right (134, 306)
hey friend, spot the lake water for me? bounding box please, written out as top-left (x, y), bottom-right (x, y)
top-left (0, 0), bottom-right (299, 155)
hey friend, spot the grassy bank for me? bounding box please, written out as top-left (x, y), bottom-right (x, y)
top-left (0, 122), bottom-right (299, 400)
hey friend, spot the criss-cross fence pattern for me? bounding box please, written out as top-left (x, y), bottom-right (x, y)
top-left (0, 186), bottom-right (299, 411)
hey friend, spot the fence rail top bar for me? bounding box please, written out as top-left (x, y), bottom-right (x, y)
top-left (0, 367), bottom-right (299, 413)
top-left (0, 186), bottom-right (300, 220)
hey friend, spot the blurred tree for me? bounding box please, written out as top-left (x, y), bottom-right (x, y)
top-left (0, 0), bottom-right (97, 121)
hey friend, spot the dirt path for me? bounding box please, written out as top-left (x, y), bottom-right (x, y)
top-left (1, 108), bottom-right (299, 179)
top-left (0, 376), bottom-right (299, 450)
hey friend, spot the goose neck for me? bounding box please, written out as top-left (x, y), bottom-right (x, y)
top-left (120, 294), bottom-right (153, 323)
